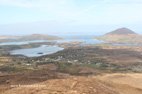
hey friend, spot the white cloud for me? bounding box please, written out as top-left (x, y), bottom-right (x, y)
top-left (0, 0), bottom-right (81, 21)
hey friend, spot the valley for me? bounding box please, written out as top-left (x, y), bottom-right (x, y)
top-left (0, 29), bottom-right (142, 94)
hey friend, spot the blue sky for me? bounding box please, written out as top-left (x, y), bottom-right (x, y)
top-left (0, 0), bottom-right (142, 35)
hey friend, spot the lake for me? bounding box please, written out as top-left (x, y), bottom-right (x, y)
top-left (10, 45), bottom-right (64, 57)
top-left (0, 40), bottom-right (55, 46)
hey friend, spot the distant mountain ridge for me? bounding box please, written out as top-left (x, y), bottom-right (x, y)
top-left (19, 34), bottom-right (62, 41)
top-left (106, 28), bottom-right (137, 35)
top-left (0, 34), bottom-right (62, 43)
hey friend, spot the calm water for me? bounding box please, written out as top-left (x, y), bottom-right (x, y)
top-left (1, 35), bottom-right (104, 57)
top-left (56, 39), bottom-right (103, 44)
top-left (1, 35), bottom-right (140, 57)
top-left (10, 45), bottom-right (64, 57)
top-left (0, 38), bottom-right (103, 46)
top-left (0, 40), bottom-right (55, 45)
top-left (112, 43), bottom-right (142, 46)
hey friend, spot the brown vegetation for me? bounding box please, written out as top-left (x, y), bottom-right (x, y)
top-left (0, 73), bottom-right (142, 94)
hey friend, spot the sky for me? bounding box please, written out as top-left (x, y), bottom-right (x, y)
top-left (0, 0), bottom-right (142, 35)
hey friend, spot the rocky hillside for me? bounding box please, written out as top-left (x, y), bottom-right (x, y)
top-left (1, 73), bottom-right (142, 94)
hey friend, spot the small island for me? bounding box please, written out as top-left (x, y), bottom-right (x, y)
top-left (37, 52), bottom-right (43, 54)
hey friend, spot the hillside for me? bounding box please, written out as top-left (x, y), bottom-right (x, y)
top-left (96, 27), bottom-right (142, 43)
top-left (1, 73), bottom-right (142, 94)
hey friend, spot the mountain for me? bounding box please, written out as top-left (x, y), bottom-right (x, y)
top-left (105, 27), bottom-right (137, 35)
top-left (96, 27), bottom-right (142, 43)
